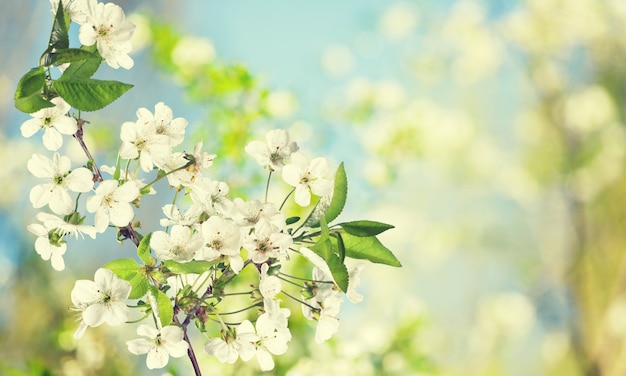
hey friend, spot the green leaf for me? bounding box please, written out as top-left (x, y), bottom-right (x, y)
top-left (14, 67), bottom-right (54, 113)
top-left (53, 78), bottom-right (133, 112)
top-left (128, 274), bottom-right (149, 299)
top-left (325, 162), bottom-right (347, 223)
top-left (103, 258), bottom-right (140, 280)
top-left (311, 238), bottom-right (349, 292)
top-left (340, 220), bottom-right (395, 237)
top-left (137, 233), bottom-right (154, 266)
top-left (163, 260), bottom-right (215, 274)
top-left (49, 1), bottom-right (70, 50)
top-left (339, 232), bottom-right (402, 267)
top-left (43, 48), bottom-right (99, 67)
top-left (332, 231), bottom-right (346, 263)
top-left (286, 216), bottom-right (300, 225)
top-left (150, 286), bottom-right (173, 327)
top-left (59, 46), bottom-right (101, 79)
top-left (103, 258), bottom-right (149, 298)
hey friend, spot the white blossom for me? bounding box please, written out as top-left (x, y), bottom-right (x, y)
top-left (282, 152), bottom-right (333, 207)
top-left (50, 0), bottom-right (89, 24)
top-left (119, 116), bottom-right (171, 173)
top-left (126, 325), bottom-right (189, 369)
top-left (86, 180), bottom-right (139, 232)
top-left (26, 220), bottom-right (67, 271)
top-left (243, 221), bottom-right (292, 264)
top-left (160, 204), bottom-right (203, 228)
top-left (232, 198), bottom-right (285, 231)
top-left (27, 153), bottom-right (94, 215)
top-left (205, 321), bottom-right (258, 364)
top-left (245, 129), bottom-right (298, 171)
top-left (259, 263), bottom-right (281, 300)
top-left (71, 268), bottom-right (131, 338)
top-left (189, 178), bottom-right (233, 216)
top-left (201, 216), bottom-right (241, 260)
top-left (151, 225), bottom-right (202, 262)
top-left (79, 0), bottom-right (135, 69)
top-left (21, 97), bottom-right (77, 151)
top-left (254, 309), bottom-right (292, 371)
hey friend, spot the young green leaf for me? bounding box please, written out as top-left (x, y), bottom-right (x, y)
top-left (14, 67), bottom-right (54, 113)
top-left (48, 1), bottom-right (70, 50)
top-left (332, 231), bottom-right (346, 263)
top-left (149, 286), bottom-right (173, 327)
top-left (324, 162), bottom-right (347, 223)
top-left (127, 273), bottom-right (149, 299)
top-left (311, 237), bottom-right (349, 293)
top-left (103, 258), bottom-right (141, 280)
top-left (53, 78), bottom-right (133, 112)
top-left (59, 46), bottom-right (101, 80)
top-left (43, 48), bottom-right (100, 67)
top-left (340, 220), bottom-right (395, 237)
top-left (137, 232), bottom-right (154, 266)
top-left (163, 260), bottom-right (215, 274)
top-left (286, 216), bottom-right (300, 225)
top-left (339, 232), bottom-right (402, 267)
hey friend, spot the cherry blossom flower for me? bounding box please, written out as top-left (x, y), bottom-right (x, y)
top-left (26, 219), bottom-right (67, 271)
top-left (189, 178), bottom-right (234, 216)
top-left (205, 322), bottom-right (258, 364)
top-left (243, 221), bottom-right (292, 264)
top-left (27, 153), bottom-right (94, 215)
top-left (160, 204), bottom-right (203, 228)
top-left (282, 152), bottom-right (333, 207)
top-left (119, 116), bottom-right (170, 173)
top-left (20, 97), bottom-right (77, 151)
top-left (79, 0), bottom-right (136, 69)
top-left (232, 198), bottom-right (286, 231)
top-left (144, 102), bottom-right (188, 147)
top-left (254, 309), bottom-right (292, 371)
top-left (151, 225), bottom-right (202, 263)
top-left (346, 263), bottom-right (365, 304)
top-left (162, 141), bottom-right (215, 187)
top-left (201, 216), bottom-right (242, 260)
top-left (35, 211), bottom-right (97, 240)
top-left (259, 263), bottom-right (281, 300)
top-left (126, 324), bottom-right (189, 369)
top-left (311, 293), bottom-right (343, 343)
top-left (86, 180), bottom-right (139, 232)
top-left (50, 0), bottom-right (89, 24)
top-left (71, 268), bottom-right (131, 338)
top-left (245, 129), bottom-right (298, 171)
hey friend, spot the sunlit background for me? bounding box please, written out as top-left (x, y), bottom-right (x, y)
top-left (2, 0), bottom-right (626, 375)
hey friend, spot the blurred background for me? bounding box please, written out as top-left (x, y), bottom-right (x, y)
top-left (2, 0), bottom-right (626, 375)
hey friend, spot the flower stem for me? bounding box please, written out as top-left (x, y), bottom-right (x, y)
top-left (74, 118), bottom-right (103, 182)
top-left (173, 314), bottom-right (202, 376)
top-left (264, 170), bottom-right (273, 203)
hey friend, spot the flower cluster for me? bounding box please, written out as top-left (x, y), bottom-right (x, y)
top-left (18, 1), bottom-right (399, 374)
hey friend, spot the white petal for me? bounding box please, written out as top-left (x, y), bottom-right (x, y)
top-left (20, 118), bottom-right (43, 138)
top-left (29, 184), bottom-right (53, 209)
top-left (294, 184), bottom-right (311, 207)
top-left (42, 128), bottom-right (63, 151)
top-left (27, 154), bottom-right (54, 178)
top-left (108, 201), bottom-right (134, 226)
top-left (48, 187), bottom-right (74, 215)
top-left (53, 116), bottom-right (78, 135)
top-left (66, 168), bottom-right (95, 192)
top-left (256, 348), bottom-right (275, 371)
top-left (114, 181), bottom-right (139, 202)
top-left (127, 338), bottom-right (153, 355)
top-left (137, 324), bottom-right (160, 338)
top-left (281, 164), bottom-right (301, 187)
top-left (146, 347), bottom-right (169, 369)
top-left (50, 250), bottom-right (66, 271)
